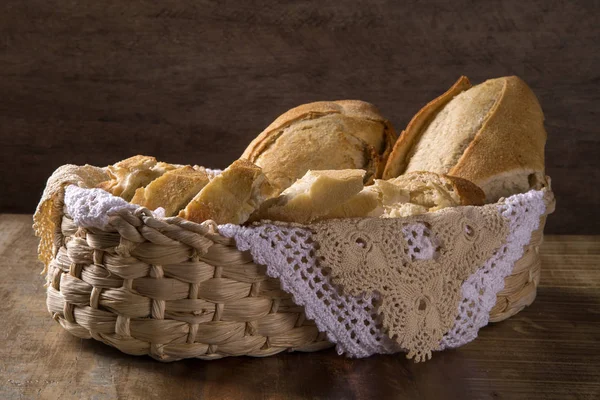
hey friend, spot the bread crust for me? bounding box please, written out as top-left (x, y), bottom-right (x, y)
top-left (241, 100), bottom-right (397, 188)
top-left (442, 174), bottom-right (486, 206)
top-left (383, 76), bottom-right (472, 179)
top-left (450, 76), bottom-right (546, 187)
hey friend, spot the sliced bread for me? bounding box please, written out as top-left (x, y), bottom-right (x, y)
top-left (97, 155), bottom-right (176, 201)
top-left (179, 159), bottom-right (276, 225)
top-left (130, 166), bottom-right (210, 216)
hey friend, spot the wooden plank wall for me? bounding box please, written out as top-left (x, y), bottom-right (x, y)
top-left (1, 0), bottom-right (598, 233)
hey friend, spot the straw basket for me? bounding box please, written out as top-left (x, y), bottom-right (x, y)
top-left (44, 188), bottom-right (555, 361)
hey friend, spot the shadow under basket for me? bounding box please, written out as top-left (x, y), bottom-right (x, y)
top-left (44, 194), bottom-right (554, 361)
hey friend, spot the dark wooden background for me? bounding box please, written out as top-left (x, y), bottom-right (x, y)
top-left (1, 0), bottom-right (598, 234)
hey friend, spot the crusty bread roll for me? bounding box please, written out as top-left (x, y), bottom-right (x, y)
top-left (98, 155), bottom-right (176, 201)
top-left (179, 159), bottom-right (276, 225)
top-left (383, 171), bottom-right (485, 217)
top-left (130, 166), bottom-right (210, 216)
top-left (322, 171), bottom-right (485, 219)
top-left (241, 100), bottom-right (396, 191)
top-left (250, 169), bottom-right (366, 224)
top-left (383, 76), bottom-right (547, 202)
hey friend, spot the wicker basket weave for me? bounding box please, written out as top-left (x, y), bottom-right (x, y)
top-left (44, 189), bottom-right (555, 361)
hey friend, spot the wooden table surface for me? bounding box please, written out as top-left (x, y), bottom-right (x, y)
top-left (1, 214), bottom-right (599, 400)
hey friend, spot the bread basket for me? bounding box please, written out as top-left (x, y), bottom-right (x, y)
top-left (35, 169), bottom-right (555, 362)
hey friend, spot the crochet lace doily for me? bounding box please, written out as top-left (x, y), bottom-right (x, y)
top-left (311, 206), bottom-right (509, 361)
top-left (220, 189), bottom-right (547, 360)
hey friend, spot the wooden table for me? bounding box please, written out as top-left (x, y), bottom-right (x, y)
top-left (1, 214), bottom-right (598, 399)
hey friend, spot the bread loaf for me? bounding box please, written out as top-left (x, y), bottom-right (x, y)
top-left (130, 166), bottom-right (210, 216)
top-left (383, 76), bottom-right (547, 202)
top-left (179, 159), bottom-right (276, 225)
top-left (241, 100), bottom-right (396, 191)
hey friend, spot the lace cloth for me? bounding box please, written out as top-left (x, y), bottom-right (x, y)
top-left (221, 189), bottom-right (548, 360)
top-left (311, 206), bottom-right (509, 361)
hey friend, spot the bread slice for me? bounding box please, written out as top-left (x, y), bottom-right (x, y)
top-left (97, 155), bottom-right (176, 201)
top-left (130, 166), bottom-right (210, 216)
top-left (383, 76), bottom-right (547, 202)
top-left (320, 186), bottom-right (383, 219)
top-left (241, 100), bottom-right (397, 191)
top-left (250, 169), bottom-right (366, 224)
top-left (179, 159), bottom-right (276, 225)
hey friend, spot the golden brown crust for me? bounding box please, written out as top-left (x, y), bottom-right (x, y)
top-left (442, 174), bottom-right (486, 206)
top-left (179, 159), bottom-right (276, 225)
top-left (112, 155), bottom-right (157, 171)
top-left (383, 76), bottom-right (472, 179)
top-left (449, 76), bottom-right (546, 186)
top-left (241, 100), bottom-right (396, 189)
top-left (96, 180), bottom-right (115, 193)
top-left (243, 100), bottom-right (393, 159)
top-left (329, 100), bottom-right (397, 176)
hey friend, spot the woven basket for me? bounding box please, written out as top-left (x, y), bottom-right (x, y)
top-left (44, 188), bottom-right (555, 361)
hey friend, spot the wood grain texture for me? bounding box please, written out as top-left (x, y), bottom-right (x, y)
top-left (0, 1), bottom-right (599, 234)
top-left (1, 215), bottom-right (599, 400)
